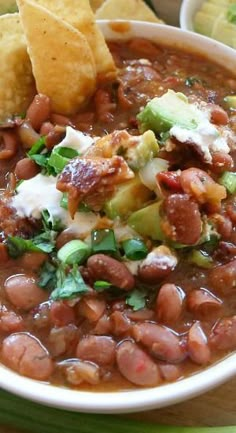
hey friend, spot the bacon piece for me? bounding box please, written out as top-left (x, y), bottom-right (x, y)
top-left (57, 156), bottom-right (134, 217)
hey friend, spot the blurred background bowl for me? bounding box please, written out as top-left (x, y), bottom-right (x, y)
top-left (180, 0), bottom-right (204, 31)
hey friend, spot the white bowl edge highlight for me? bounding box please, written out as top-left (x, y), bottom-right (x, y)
top-left (180, 0), bottom-right (205, 31)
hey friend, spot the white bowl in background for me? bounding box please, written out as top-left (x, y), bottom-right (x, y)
top-left (180, 0), bottom-right (204, 31)
top-left (1, 20), bottom-right (236, 414)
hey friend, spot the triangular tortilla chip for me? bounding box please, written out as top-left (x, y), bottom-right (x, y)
top-left (0, 13), bottom-right (35, 121)
top-left (96, 0), bottom-right (164, 23)
top-left (17, 0), bottom-right (96, 115)
top-left (32, 0), bottom-right (117, 81)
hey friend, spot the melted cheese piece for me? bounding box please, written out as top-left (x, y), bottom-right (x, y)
top-left (11, 174), bottom-right (98, 236)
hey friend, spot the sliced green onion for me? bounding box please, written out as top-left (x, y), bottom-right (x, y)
top-left (94, 281), bottom-right (112, 292)
top-left (60, 193), bottom-right (90, 212)
top-left (219, 171), bottom-right (236, 194)
top-left (122, 238), bottom-right (148, 260)
top-left (28, 136), bottom-right (46, 156)
top-left (57, 240), bottom-right (91, 265)
top-left (188, 250), bottom-right (213, 269)
top-left (91, 229), bottom-right (118, 254)
top-left (48, 147), bottom-right (78, 173)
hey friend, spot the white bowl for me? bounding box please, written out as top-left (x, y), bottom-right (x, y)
top-left (180, 0), bottom-right (204, 31)
top-left (2, 20), bottom-right (236, 414)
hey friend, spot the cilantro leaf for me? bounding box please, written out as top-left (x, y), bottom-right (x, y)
top-left (7, 236), bottom-right (42, 258)
top-left (126, 289), bottom-right (147, 311)
top-left (38, 262), bottom-right (57, 291)
top-left (50, 264), bottom-right (89, 300)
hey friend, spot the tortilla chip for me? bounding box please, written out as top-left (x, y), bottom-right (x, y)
top-left (32, 0), bottom-right (117, 81)
top-left (96, 0), bottom-right (164, 23)
top-left (89, 0), bottom-right (105, 12)
top-left (0, 13), bottom-right (35, 121)
top-left (17, 0), bottom-right (97, 115)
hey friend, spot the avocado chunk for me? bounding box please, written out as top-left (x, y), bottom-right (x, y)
top-left (137, 90), bottom-right (202, 135)
top-left (224, 95), bottom-right (236, 109)
top-left (104, 176), bottom-right (153, 220)
top-left (0, 0), bottom-right (17, 13)
top-left (128, 201), bottom-right (165, 241)
top-left (126, 130), bottom-right (159, 170)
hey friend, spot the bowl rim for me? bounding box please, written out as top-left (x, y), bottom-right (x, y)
top-left (2, 19), bottom-right (236, 414)
top-left (180, 0), bottom-right (207, 31)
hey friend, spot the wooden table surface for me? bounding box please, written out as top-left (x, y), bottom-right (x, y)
top-left (1, 376), bottom-right (236, 432)
top-left (2, 1), bottom-right (235, 432)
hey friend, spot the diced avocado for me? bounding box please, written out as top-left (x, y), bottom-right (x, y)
top-left (137, 90), bottom-right (201, 135)
top-left (104, 176), bottom-right (153, 220)
top-left (224, 95), bottom-right (236, 109)
top-left (128, 201), bottom-right (165, 241)
top-left (0, 0), bottom-right (17, 13)
top-left (126, 130), bottom-right (159, 170)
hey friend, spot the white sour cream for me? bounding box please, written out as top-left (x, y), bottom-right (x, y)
top-left (11, 174), bottom-right (98, 236)
top-left (55, 126), bottom-right (94, 154)
top-left (170, 105), bottom-right (230, 163)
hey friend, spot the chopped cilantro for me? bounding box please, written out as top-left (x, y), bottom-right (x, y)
top-left (7, 230), bottom-right (56, 258)
top-left (126, 289), bottom-right (147, 311)
top-left (185, 76), bottom-right (203, 87)
top-left (38, 262), bottom-right (57, 291)
top-left (50, 264), bottom-right (89, 300)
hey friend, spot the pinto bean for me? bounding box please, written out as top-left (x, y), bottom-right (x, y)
top-left (87, 254), bottom-right (135, 291)
top-left (163, 194), bottom-right (202, 245)
top-left (56, 230), bottom-right (80, 250)
top-left (4, 274), bottom-right (47, 311)
top-left (50, 301), bottom-right (76, 327)
top-left (211, 214), bottom-right (233, 240)
top-left (17, 252), bottom-right (47, 271)
top-left (63, 360), bottom-right (100, 386)
top-left (208, 260), bottom-right (236, 294)
top-left (156, 284), bottom-right (184, 324)
top-left (159, 363), bottom-right (182, 382)
top-left (211, 152), bottom-right (233, 174)
top-left (110, 311), bottom-right (131, 336)
top-left (0, 131), bottom-right (18, 159)
top-left (180, 168), bottom-right (226, 211)
top-left (0, 307), bottom-right (23, 333)
top-left (50, 113), bottom-right (72, 127)
top-left (209, 105), bottom-right (229, 125)
top-left (76, 336), bottom-right (116, 366)
top-left (26, 94), bottom-right (51, 131)
top-left (77, 297), bottom-right (106, 322)
top-left (209, 316), bottom-right (236, 350)
top-left (138, 246), bottom-right (178, 284)
top-left (15, 158), bottom-right (39, 180)
top-left (18, 121), bottom-right (40, 149)
top-left (133, 323), bottom-right (185, 363)
top-left (0, 243), bottom-right (9, 263)
top-left (187, 289), bottom-right (222, 319)
top-left (49, 325), bottom-right (78, 357)
top-left (188, 322), bottom-right (211, 365)
top-left (116, 340), bottom-right (161, 386)
top-left (1, 332), bottom-right (54, 380)
top-left (126, 308), bottom-right (155, 321)
top-left (92, 314), bottom-right (112, 335)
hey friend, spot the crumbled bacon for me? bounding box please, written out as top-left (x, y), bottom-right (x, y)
top-left (57, 156), bottom-right (134, 217)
